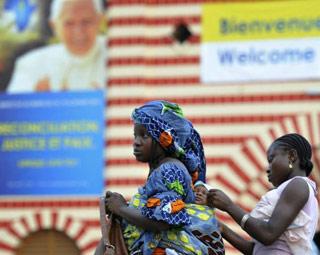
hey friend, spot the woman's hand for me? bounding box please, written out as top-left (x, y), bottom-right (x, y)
top-left (207, 189), bottom-right (234, 212)
top-left (105, 191), bottom-right (127, 215)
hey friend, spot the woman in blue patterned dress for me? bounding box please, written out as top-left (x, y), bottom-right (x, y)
top-left (105, 100), bottom-right (224, 255)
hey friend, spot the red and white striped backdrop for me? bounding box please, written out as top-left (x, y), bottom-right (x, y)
top-left (105, 0), bottom-right (320, 253)
top-left (0, 199), bottom-right (101, 255)
top-left (0, 1), bottom-right (320, 254)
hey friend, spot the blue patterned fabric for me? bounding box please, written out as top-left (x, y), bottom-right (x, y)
top-left (132, 100), bottom-right (206, 182)
top-left (141, 161), bottom-right (194, 226)
top-left (122, 161), bottom-right (224, 255)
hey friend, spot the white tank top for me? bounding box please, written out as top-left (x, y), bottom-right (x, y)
top-left (251, 176), bottom-right (318, 255)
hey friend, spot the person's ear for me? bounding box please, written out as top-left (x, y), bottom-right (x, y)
top-left (288, 149), bottom-right (298, 163)
top-left (96, 13), bottom-right (104, 26)
top-left (93, 13), bottom-right (104, 34)
top-left (49, 20), bottom-right (56, 34)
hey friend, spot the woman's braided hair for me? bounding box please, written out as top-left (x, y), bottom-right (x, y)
top-left (273, 133), bottom-right (313, 176)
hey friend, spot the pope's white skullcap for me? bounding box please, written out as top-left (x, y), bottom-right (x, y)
top-left (50, 0), bottom-right (103, 21)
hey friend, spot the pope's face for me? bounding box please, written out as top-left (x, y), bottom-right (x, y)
top-left (52, 0), bottom-right (101, 56)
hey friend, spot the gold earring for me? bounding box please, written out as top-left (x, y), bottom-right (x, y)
top-left (289, 162), bottom-right (293, 169)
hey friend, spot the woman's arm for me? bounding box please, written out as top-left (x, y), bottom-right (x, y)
top-left (105, 191), bottom-right (170, 232)
top-left (208, 178), bottom-right (309, 245)
top-left (93, 239), bottom-right (105, 255)
top-left (219, 222), bottom-right (254, 255)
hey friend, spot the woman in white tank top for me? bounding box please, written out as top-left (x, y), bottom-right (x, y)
top-left (208, 133), bottom-right (318, 255)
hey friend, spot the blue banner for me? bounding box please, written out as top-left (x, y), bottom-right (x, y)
top-left (0, 91), bottom-right (104, 196)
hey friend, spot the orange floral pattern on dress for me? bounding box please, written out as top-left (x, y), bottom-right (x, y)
top-left (159, 131), bottom-right (173, 148)
top-left (147, 197), bottom-right (161, 207)
top-left (171, 199), bottom-right (185, 213)
top-left (151, 247), bottom-right (166, 255)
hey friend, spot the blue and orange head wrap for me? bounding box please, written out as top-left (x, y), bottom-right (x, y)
top-left (132, 100), bottom-right (206, 182)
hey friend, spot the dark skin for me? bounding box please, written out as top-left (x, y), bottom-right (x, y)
top-left (194, 185), bottom-right (208, 205)
top-left (208, 142), bottom-right (310, 254)
top-left (105, 124), bottom-right (172, 232)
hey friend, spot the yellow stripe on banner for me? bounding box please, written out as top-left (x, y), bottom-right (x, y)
top-left (202, 0), bottom-right (320, 42)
